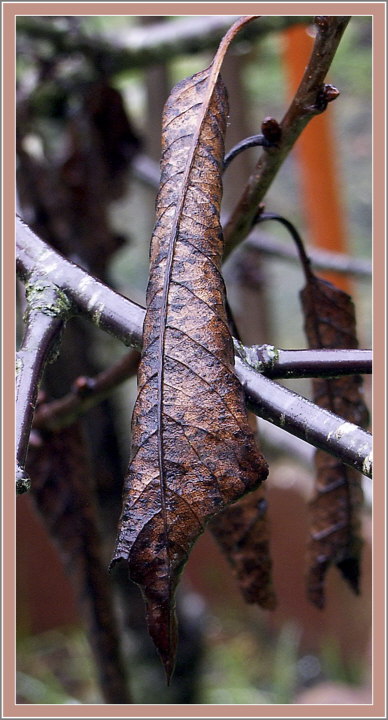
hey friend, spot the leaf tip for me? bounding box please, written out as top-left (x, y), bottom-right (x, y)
top-left (337, 556), bottom-right (361, 595)
top-left (145, 595), bottom-right (178, 685)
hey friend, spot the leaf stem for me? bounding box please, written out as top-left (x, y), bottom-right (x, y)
top-left (129, 154), bottom-right (372, 280)
top-left (255, 212), bottom-right (313, 279)
top-left (245, 230), bottom-right (372, 279)
top-left (223, 134), bottom-right (272, 171)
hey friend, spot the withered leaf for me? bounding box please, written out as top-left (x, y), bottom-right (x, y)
top-left (26, 422), bottom-right (130, 704)
top-left (301, 274), bottom-right (370, 608)
top-left (210, 485), bottom-right (276, 609)
top-left (111, 16), bottom-right (268, 680)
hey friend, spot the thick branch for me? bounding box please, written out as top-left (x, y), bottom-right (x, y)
top-left (16, 280), bottom-right (72, 492)
top-left (16, 215), bottom-right (144, 349)
top-left (16, 15), bottom-right (309, 74)
top-left (223, 15), bottom-right (351, 256)
top-left (234, 342), bottom-right (372, 379)
top-left (16, 218), bottom-right (372, 478)
top-left (235, 357), bottom-right (372, 478)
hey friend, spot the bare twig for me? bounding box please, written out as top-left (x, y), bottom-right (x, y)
top-left (234, 342), bottom-right (372, 379)
top-left (16, 278), bottom-right (73, 492)
top-left (223, 15), bottom-right (351, 256)
top-left (34, 349), bottom-right (140, 431)
top-left (16, 217), bottom-right (372, 477)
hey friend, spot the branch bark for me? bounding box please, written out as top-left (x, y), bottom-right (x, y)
top-left (223, 15), bottom-right (351, 256)
top-left (16, 215), bottom-right (144, 348)
top-left (16, 278), bottom-right (73, 492)
top-left (234, 342), bottom-right (372, 379)
top-left (16, 217), bottom-right (372, 478)
top-left (235, 357), bottom-right (372, 478)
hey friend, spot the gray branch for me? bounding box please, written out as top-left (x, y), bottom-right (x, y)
top-left (234, 341), bottom-right (372, 379)
top-left (16, 277), bottom-right (73, 492)
top-left (16, 216), bottom-right (372, 479)
top-left (235, 356), bottom-right (372, 478)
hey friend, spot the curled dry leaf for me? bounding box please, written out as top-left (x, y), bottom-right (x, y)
top-left (111, 16), bottom-right (268, 680)
top-left (210, 485), bottom-right (276, 609)
top-left (301, 274), bottom-right (370, 608)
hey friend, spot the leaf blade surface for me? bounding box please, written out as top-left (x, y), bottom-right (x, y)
top-left (112, 16), bottom-right (268, 679)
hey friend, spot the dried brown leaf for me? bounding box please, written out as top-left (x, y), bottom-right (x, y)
top-left (210, 485), bottom-right (276, 609)
top-left (111, 16), bottom-right (268, 680)
top-left (301, 275), bottom-right (369, 608)
top-left (26, 422), bottom-right (130, 703)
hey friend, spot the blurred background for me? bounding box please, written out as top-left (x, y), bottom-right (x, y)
top-left (16, 14), bottom-right (372, 705)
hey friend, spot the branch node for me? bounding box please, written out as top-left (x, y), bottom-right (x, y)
top-left (261, 116), bottom-right (282, 145)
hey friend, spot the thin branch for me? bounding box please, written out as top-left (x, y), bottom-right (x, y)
top-left (16, 218), bottom-right (372, 478)
top-left (33, 349), bottom-right (140, 431)
top-left (223, 15), bottom-right (351, 256)
top-left (234, 342), bottom-right (372, 379)
top-left (235, 357), bottom-right (372, 479)
top-left (16, 15), bottom-right (310, 74)
top-left (16, 279), bottom-right (73, 492)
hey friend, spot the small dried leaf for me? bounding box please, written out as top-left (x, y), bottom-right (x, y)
top-left (210, 485), bottom-right (276, 609)
top-left (111, 16), bottom-right (267, 680)
top-left (301, 274), bottom-right (369, 608)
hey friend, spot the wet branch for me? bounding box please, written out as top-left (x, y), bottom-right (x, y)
top-left (16, 215), bottom-right (145, 348)
top-left (235, 356), bottom-right (372, 478)
top-left (234, 342), bottom-right (372, 379)
top-left (16, 279), bottom-right (73, 492)
top-left (223, 15), bottom-right (351, 256)
top-left (16, 217), bottom-right (372, 478)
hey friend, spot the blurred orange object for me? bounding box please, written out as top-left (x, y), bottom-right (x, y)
top-left (282, 23), bottom-right (351, 293)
